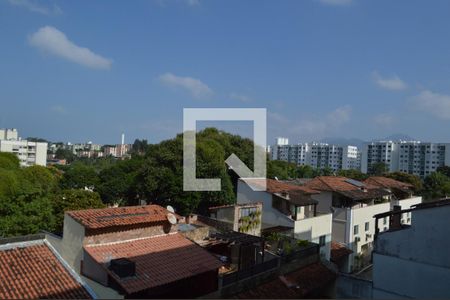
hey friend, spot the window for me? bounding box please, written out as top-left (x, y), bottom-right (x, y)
top-left (365, 222), bottom-right (370, 231)
top-left (319, 235), bottom-right (326, 247)
top-left (354, 225), bottom-right (359, 235)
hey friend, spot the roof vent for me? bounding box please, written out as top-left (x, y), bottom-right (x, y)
top-left (109, 258), bottom-right (136, 278)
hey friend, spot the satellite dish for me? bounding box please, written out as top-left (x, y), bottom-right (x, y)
top-left (166, 205), bottom-right (175, 213)
top-left (167, 213), bottom-right (177, 225)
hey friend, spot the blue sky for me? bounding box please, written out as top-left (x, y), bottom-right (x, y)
top-left (1, 0), bottom-right (450, 144)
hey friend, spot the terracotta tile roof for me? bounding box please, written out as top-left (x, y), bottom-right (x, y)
top-left (84, 233), bottom-right (222, 294)
top-left (67, 205), bottom-right (179, 230)
top-left (235, 262), bottom-right (336, 298)
top-left (364, 176), bottom-right (414, 191)
top-left (208, 202), bottom-right (263, 210)
top-left (241, 178), bottom-right (319, 195)
top-left (330, 242), bottom-right (353, 263)
top-left (304, 176), bottom-right (391, 200)
top-left (0, 242), bottom-right (92, 299)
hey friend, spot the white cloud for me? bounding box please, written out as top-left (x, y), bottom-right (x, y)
top-left (372, 71), bottom-right (407, 91)
top-left (412, 90), bottom-right (450, 120)
top-left (50, 105), bottom-right (67, 115)
top-left (159, 73), bottom-right (213, 99)
top-left (230, 93), bottom-right (252, 103)
top-left (29, 26), bottom-right (112, 70)
top-left (373, 113), bottom-right (394, 127)
top-left (269, 106), bottom-right (352, 139)
top-left (318, 0), bottom-right (353, 6)
top-left (7, 0), bottom-right (62, 15)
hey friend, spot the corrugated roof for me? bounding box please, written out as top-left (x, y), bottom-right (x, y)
top-left (0, 243), bottom-right (92, 299)
top-left (84, 233), bottom-right (222, 294)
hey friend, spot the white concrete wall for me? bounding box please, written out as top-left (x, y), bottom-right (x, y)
top-left (373, 253), bottom-right (450, 299)
top-left (393, 196), bottom-right (422, 210)
top-left (59, 215), bottom-right (86, 272)
top-left (373, 205), bottom-right (450, 299)
top-left (0, 140), bottom-right (47, 167)
top-left (350, 202), bottom-right (391, 254)
top-left (311, 191), bottom-right (333, 214)
top-left (237, 180), bottom-right (333, 259)
top-left (237, 180), bottom-right (294, 228)
top-left (34, 142), bottom-right (48, 166)
top-left (294, 213), bottom-right (332, 260)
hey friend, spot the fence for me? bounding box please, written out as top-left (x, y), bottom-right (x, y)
top-left (281, 243), bottom-right (319, 263)
top-left (221, 256), bottom-right (280, 286)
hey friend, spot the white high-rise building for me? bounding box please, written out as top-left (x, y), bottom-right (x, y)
top-left (343, 145), bottom-right (361, 170)
top-left (270, 138), bottom-right (361, 171)
top-left (361, 141), bottom-right (450, 177)
top-left (0, 128), bottom-right (18, 141)
top-left (361, 141), bottom-right (399, 174)
top-left (0, 128), bottom-right (47, 167)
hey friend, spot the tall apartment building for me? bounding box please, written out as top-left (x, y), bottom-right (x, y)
top-left (0, 128), bottom-right (47, 167)
top-left (0, 128), bottom-right (18, 141)
top-left (361, 141), bottom-right (450, 177)
top-left (271, 137), bottom-right (361, 171)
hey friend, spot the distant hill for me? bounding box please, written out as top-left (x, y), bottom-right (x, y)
top-left (376, 134), bottom-right (416, 142)
top-left (318, 133), bottom-right (416, 148)
top-left (318, 137), bottom-right (366, 148)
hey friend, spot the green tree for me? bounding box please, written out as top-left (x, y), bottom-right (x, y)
top-left (267, 160), bottom-right (297, 180)
top-left (131, 139), bottom-right (149, 156)
top-left (320, 166), bottom-right (334, 176)
top-left (97, 158), bottom-right (141, 205)
top-left (54, 148), bottom-right (75, 163)
top-left (0, 169), bottom-right (20, 199)
top-left (0, 152), bottom-right (20, 170)
top-left (20, 165), bottom-right (58, 196)
top-left (52, 189), bottom-right (106, 231)
top-left (296, 165), bottom-right (316, 178)
top-left (437, 166), bottom-right (450, 178)
top-left (0, 194), bottom-right (55, 237)
top-left (337, 169), bottom-right (368, 181)
top-left (369, 162), bottom-right (389, 176)
top-left (423, 172), bottom-right (450, 200)
top-left (386, 172), bottom-right (423, 193)
top-left (60, 163), bottom-right (100, 190)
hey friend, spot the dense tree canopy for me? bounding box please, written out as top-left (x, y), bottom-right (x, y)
top-left (369, 162), bottom-right (389, 176)
top-left (2, 127), bottom-right (450, 237)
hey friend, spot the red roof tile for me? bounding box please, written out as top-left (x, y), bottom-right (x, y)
top-left (67, 205), bottom-right (179, 230)
top-left (0, 243), bottom-right (92, 299)
top-left (84, 233), bottom-right (222, 294)
top-left (241, 178), bottom-right (319, 194)
top-left (304, 176), bottom-right (390, 200)
top-left (235, 262), bottom-right (336, 298)
top-left (364, 176), bottom-right (414, 191)
top-left (330, 242), bottom-right (353, 263)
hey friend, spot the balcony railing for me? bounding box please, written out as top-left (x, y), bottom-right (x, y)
top-left (221, 254), bottom-right (279, 286)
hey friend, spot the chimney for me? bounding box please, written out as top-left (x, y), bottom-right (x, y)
top-left (186, 214), bottom-right (197, 224)
top-left (109, 258), bottom-right (136, 278)
top-left (121, 133), bottom-right (125, 145)
top-left (390, 205), bottom-right (402, 230)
